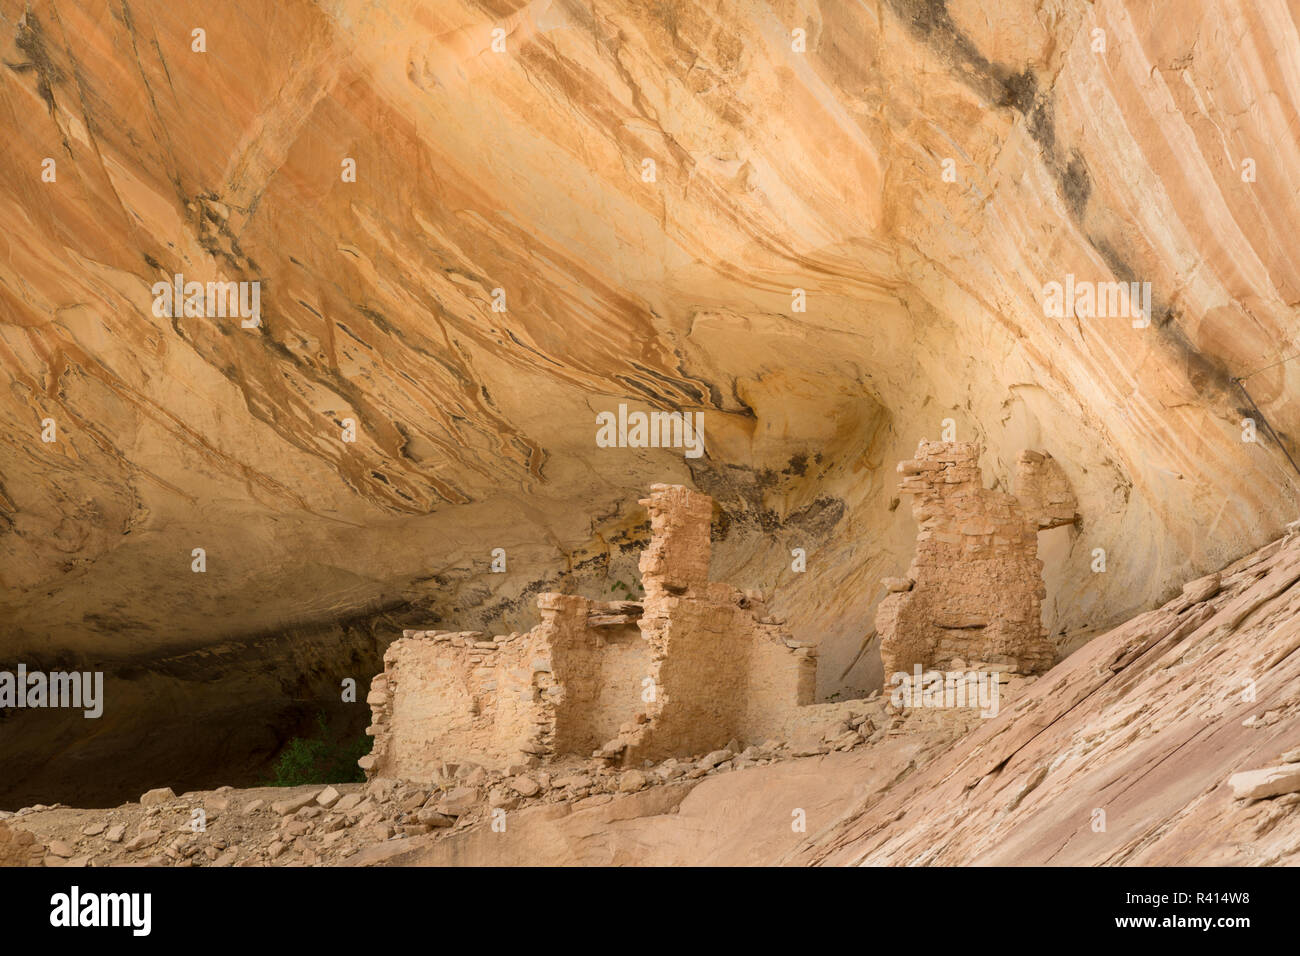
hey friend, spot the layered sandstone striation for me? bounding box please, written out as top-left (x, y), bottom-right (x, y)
top-left (878, 441), bottom-right (1078, 676)
top-left (362, 483), bottom-right (838, 782)
top-left (4, 2), bottom-right (1300, 791)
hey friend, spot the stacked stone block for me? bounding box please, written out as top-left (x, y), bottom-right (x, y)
top-left (877, 441), bottom-right (1077, 677)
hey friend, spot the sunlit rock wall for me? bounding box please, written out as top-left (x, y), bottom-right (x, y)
top-left (1, 0), bottom-right (1296, 786)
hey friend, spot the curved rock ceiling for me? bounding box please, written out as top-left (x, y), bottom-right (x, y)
top-left (2, 0), bottom-right (1298, 783)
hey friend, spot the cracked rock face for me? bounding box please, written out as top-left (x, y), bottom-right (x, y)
top-left (1, 0), bottom-right (1298, 794)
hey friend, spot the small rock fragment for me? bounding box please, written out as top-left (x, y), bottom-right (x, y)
top-left (433, 787), bottom-right (479, 816)
top-left (334, 793), bottom-right (365, 813)
top-left (124, 829), bottom-right (162, 852)
top-left (696, 749), bottom-right (732, 770)
top-left (1229, 765), bottom-right (1300, 801)
top-left (509, 775), bottom-right (541, 798)
top-left (271, 792), bottom-right (318, 816)
top-left (618, 770), bottom-right (647, 793)
top-left (139, 787), bottom-right (177, 806)
top-left (415, 809), bottom-right (455, 828)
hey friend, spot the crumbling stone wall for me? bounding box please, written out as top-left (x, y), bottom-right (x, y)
top-left (613, 485), bottom-right (815, 763)
top-left (619, 487), bottom-right (755, 760)
top-left (1015, 450), bottom-right (1079, 531)
top-left (364, 483), bottom-right (827, 783)
top-left (877, 441), bottom-right (1077, 677)
top-left (744, 625), bottom-right (819, 742)
top-left (365, 594), bottom-right (659, 782)
top-left (361, 626), bottom-right (559, 781)
top-left (638, 484), bottom-right (713, 599)
top-left (545, 594), bottom-right (654, 755)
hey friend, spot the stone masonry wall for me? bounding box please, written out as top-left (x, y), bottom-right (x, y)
top-left (606, 485), bottom-right (816, 764)
top-left (360, 626), bottom-right (558, 781)
top-left (365, 594), bottom-right (657, 782)
top-left (744, 622), bottom-right (819, 743)
top-left (364, 483), bottom-right (827, 783)
top-left (1015, 450), bottom-right (1079, 531)
top-left (545, 594), bottom-right (654, 755)
top-left (877, 441), bottom-right (1077, 677)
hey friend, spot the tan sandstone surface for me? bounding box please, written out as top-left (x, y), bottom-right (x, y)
top-left (3, 0), bottom-right (1299, 798)
top-left (788, 524), bottom-right (1300, 866)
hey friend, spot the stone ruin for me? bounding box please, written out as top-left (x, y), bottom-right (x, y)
top-left (362, 483), bottom-right (836, 784)
top-left (877, 441), bottom-right (1077, 677)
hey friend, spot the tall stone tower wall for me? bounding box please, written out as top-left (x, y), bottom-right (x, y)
top-left (877, 441), bottom-right (1077, 676)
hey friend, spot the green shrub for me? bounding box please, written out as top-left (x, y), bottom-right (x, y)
top-left (266, 713), bottom-right (371, 787)
top-left (609, 579), bottom-right (644, 600)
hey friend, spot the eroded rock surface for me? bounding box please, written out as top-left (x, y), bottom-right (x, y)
top-left (0, 821), bottom-right (45, 867)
